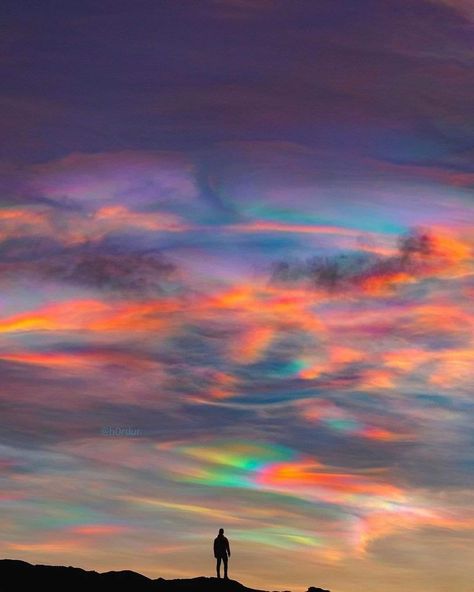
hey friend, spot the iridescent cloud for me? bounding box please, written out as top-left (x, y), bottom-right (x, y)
top-left (1, 1), bottom-right (473, 591)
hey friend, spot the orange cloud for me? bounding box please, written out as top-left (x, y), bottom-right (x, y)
top-left (0, 207), bottom-right (52, 240)
top-left (429, 229), bottom-right (472, 263)
top-left (412, 302), bottom-right (473, 333)
top-left (7, 540), bottom-right (83, 553)
top-left (299, 346), bottom-right (363, 380)
top-left (0, 300), bottom-right (109, 333)
top-left (354, 507), bottom-right (474, 556)
top-left (429, 348), bottom-right (474, 388)
top-left (383, 349), bottom-right (434, 372)
top-left (201, 283), bottom-right (325, 366)
top-left (208, 371), bottom-right (239, 399)
top-left (0, 202), bottom-right (190, 247)
top-left (360, 427), bottom-right (405, 442)
top-left (359, 271), bottom-right (413, 295)
top-left (68, 524), bottom-right (130, 536)
top-left (229, 325), bottom-right (275, 364)
top-left (0, 350), bottom-right (159, 372)
top-left (121, 496), bottom-right (240, 522)
top-left (258, 461), bottom-right (405, 505)
top-left (359, 368), bottom-right (396, 390)
top-left (224, 220), bottom-right (376, 238)
top-left (0, 298), bottom-right (180, 334)
top-left (93, 205), bottom-right (189, 233)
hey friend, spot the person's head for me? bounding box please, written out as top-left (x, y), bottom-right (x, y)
top-left (218, 528), bottom-right (224, 535)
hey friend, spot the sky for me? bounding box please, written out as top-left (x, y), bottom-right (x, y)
top-left (0, 1), bottom-right (473, 591)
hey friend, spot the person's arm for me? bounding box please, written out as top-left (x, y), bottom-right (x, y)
top-left (226, 537), bottom-right (231, 557)
top-left (213, 539), bottom-right (217, 558)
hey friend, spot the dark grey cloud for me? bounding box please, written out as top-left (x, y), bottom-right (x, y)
top-left (42, 246), bottom-right (176, 295)
top-left (270, 228), bottom-right (440, 292)
top-left (0, 238), bottom-right (177, 296)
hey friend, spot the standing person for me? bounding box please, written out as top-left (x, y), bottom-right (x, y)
top-left (213, 528), bottom-right (231, 579)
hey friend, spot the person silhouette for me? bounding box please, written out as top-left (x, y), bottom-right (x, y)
top-left (213, 527), bottom-right (231, 579)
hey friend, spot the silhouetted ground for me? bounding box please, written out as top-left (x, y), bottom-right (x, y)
top-left (0, 559), bottom-right (330, 592)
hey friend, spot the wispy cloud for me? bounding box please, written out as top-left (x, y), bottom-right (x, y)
top-left (1, 1), bottom-right (473, 590)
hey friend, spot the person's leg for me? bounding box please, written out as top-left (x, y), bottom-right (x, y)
top-left (223, 555), bottom-right (228, 579)
top-left (216, 556), bottom-right (221, 578)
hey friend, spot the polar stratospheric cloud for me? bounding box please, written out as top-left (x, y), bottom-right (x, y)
top-left (0, 2), bottom-right (473, 591)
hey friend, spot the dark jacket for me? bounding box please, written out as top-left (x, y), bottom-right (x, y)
top-left (214, 535), bottom-right (230, 558)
